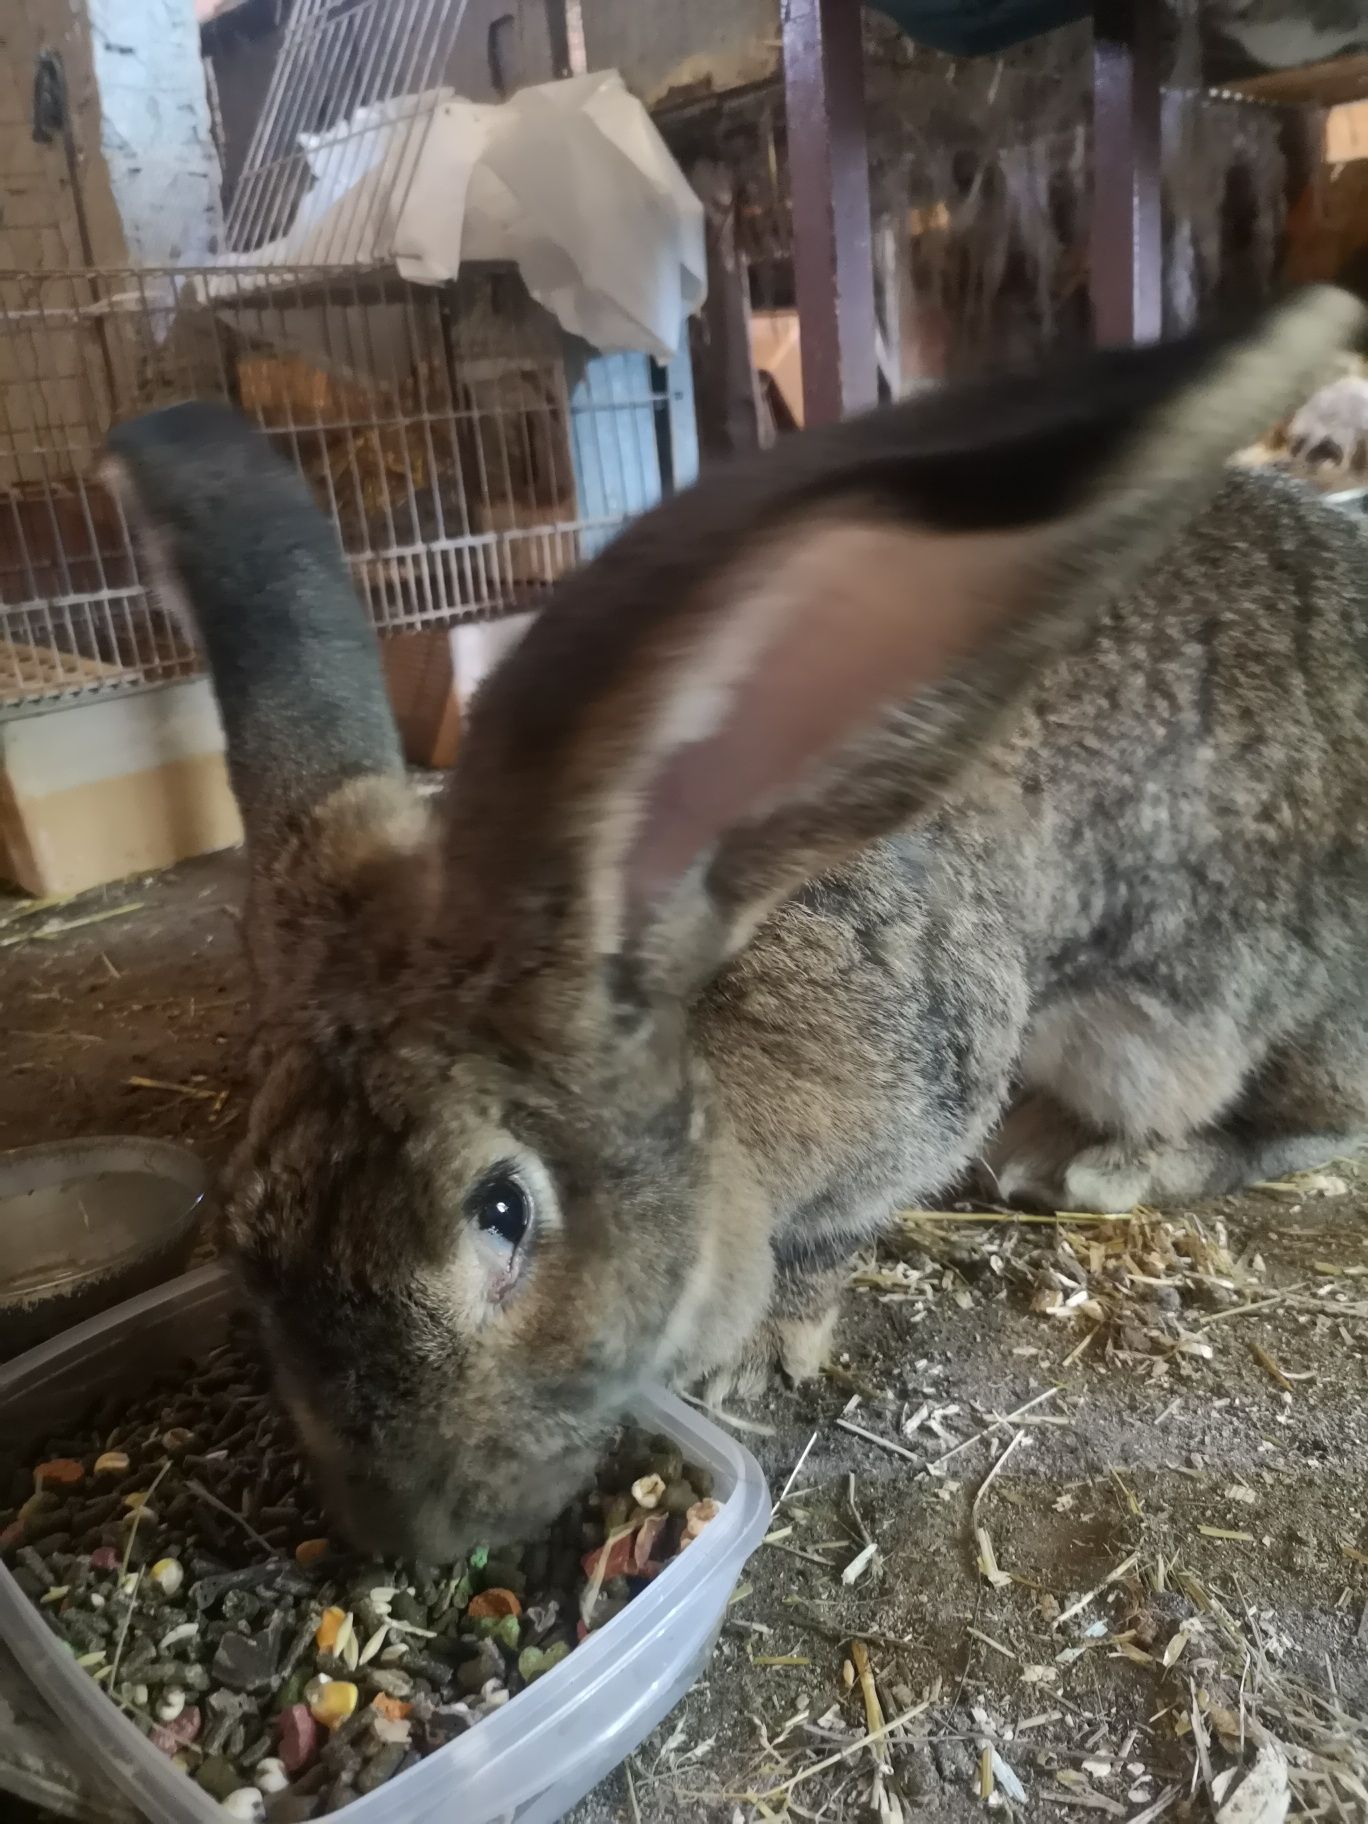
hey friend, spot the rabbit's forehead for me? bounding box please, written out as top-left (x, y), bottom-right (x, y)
top-left (227, 1113), bottom-right (435, 1285)
top-left (226, 1019), bottom-right (694, 1298)
top-left (225, 1040), bottom-right (543, 1271)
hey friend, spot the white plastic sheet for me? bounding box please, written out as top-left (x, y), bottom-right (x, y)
top-left (227, 72), bottom-right (706, 362)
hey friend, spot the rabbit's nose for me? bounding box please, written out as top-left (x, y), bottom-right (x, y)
top-left (279, 1389), bottom-right (464, 1556)
top-left (332, 1463), bottom-right (464, 1560)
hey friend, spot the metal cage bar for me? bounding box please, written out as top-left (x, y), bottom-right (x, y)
top-left (223, 0), bottom-right (471, 260)
top-left (0, 262), bottom-right (669, 711)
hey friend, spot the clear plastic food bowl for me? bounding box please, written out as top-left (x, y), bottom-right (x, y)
top-left (0, 1265), bottom-right (771, 1824)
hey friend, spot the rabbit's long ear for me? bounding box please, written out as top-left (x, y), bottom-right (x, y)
top-left (442, 286), bottom-right (1363, 1019)
top-left (103, 403), bottom-right (431, 999)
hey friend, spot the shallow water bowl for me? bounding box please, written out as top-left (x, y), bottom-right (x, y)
top-left (0, 1138), bottom-right (209, 1360)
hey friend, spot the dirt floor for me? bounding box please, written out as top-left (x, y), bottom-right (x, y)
top-left (2, 852), bottom-right (1366, 1823)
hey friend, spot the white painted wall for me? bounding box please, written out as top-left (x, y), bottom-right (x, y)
top-left (87, 0), bottom-right (225, 266)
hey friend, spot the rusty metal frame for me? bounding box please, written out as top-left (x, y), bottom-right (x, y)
top-left (782, 0), bottom-right (878, 423)
top-left (1090, 0), bottom-right (1162, 346)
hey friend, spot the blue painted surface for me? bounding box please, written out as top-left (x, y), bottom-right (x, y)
top-left (867, 0), bottom-right (1088, 56)
top-left (664, 343), bottom-right (700, 492)
top-left (567, 344), bottom-right (699, 559)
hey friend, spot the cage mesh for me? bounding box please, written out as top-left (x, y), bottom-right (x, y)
top-left (225, 0), bottom-right (468, 258)
top-left (1, 263), bottom-right (669, 709)
top-left (1, 0), bottom-right (685, 713)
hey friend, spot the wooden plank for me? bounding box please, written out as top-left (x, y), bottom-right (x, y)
top-left (688, 159), bottom-right (763, 460)
top-left (1326, 99), bottom-right (1368, 164)
top-left (1216, 52), bottom-right (1368, 109)
top-left (0, 641), bottom-right (134, 710)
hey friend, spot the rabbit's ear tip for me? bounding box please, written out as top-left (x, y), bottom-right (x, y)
top-left (1330, 249), bottom-right (1368, 321)
top-left (1138, 284), bottom-right (1367, 478)
top-left (1263, 282), bottom-right (1368, 359)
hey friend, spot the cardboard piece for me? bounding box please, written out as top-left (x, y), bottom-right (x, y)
top-left (0, 680), bottom-right (242, 898)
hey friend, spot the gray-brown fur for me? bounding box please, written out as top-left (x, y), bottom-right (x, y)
top-left (104, 404), bottom-right (402, 828)
top-left (102, 403), bottom-right (412, 1003)
top-left (106, 287), bottom-right (1368, 1556)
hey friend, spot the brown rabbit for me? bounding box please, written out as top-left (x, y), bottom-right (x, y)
top-left (103, 286), bottom-right (1365, 1558)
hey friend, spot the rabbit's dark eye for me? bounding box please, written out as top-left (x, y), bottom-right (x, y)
top-left (470, 1172), bottom-right (529, 1250)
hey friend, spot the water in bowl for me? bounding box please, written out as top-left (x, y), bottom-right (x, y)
top-left (0, 1170), bottom-right (191, 1302)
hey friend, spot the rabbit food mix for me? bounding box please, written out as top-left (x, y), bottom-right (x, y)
top-left (0, 1330), bottom-right (717, 1818)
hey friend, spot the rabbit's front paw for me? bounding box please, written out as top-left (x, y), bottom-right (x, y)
top-left (700, 1349), bottom-right (776, 1406)
top-left (1047, 1138), bottom-right (1238, 1214)
top-left (776, 1303), bottom-right (840, 1385)
top-left (987, 1096), bottom-right (1172, 1212)
top-left (700, 1305), bottom-right (838, 1406)
top-left (995, 1133), bottom-right (1158, 1213)
top-left (1058, 1143), bottom-right (1155, 1215)
top-left (982, 1091), bottom-right (1089, 1209)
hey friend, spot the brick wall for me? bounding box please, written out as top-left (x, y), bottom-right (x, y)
top-left (0, 0), bottom-right (223, 491)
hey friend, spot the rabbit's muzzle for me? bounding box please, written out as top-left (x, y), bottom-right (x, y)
top-left (287, 1386), bottom-right (602, 1561)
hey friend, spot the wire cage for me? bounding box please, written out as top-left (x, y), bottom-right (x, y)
top-left (223, 0), bottom-right (468, 261)
top-left (0, 259), bottom-right (688, 712)
top-left (1, 0), bottom-right (698, 718)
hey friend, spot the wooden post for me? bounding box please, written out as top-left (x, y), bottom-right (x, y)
top-left (782, 0), bottom-right (878, 424)
top-left (689, 159), bottom-right (763, 459)
top-left (1090, 0), bottom-right (1163, 346)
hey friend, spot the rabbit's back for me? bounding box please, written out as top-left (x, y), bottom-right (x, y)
top-left (703, 468), bottom-right (1368, 1240)
top-left (1002, 467), bottom-right (1368, 1001)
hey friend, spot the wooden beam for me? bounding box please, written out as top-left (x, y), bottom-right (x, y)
top-left (1217, 51), bottom-right (1368, 109)
top-left (543, 0), bottom-right (587, 79)
top-left (688, 160), bottom-right (763, 460)
top-left (1090, 0), bottom-right (1163, 347)
top-left (782, 0), bottom-right (878, 424)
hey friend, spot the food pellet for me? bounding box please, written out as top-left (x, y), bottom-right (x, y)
top-left (465, 1587), bottom-right (521, 1621)
top-left (309, 1680), bottom-right (358, 1729)
top-left (254, 1758), bottom-right (290, 1795)
top-left (34, 1459), bottom-right (85, 1490)
top-left (0, 1329), bottom-right (716, 1815)
top-left (221, 1791), bottom-right (266, 1821)
top-left (314, 1608), bottom-right (346, 1652)
top-left (150, 1556), bottom-right (185, 1596)
top-left (630, 1474), bottom-right (666, 1510)
top-left (682, 1498), bottom-right (721, 1544)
